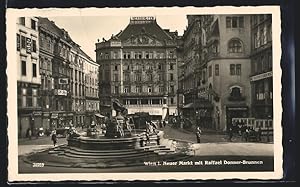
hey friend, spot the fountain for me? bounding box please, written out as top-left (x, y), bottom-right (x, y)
top-left (22, 99), bottom-right (191, 169)
top-left (67, 99), bottom-right (150, 150)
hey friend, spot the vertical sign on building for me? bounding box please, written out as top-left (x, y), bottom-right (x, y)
top-left (16, 34), bottom-right (20, 51)
top-left (26, 37), bottom-right (32, 54)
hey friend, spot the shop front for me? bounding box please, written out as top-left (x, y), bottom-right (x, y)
top-left (226, 106), bottom-right (249, 130)
top-left (57, 112), bottom-right (74, 128)
top-left (182, 100), bottom-right (213, 128)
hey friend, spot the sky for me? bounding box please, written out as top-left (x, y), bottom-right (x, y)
top-left (49, 15), bottom-right (187, 61)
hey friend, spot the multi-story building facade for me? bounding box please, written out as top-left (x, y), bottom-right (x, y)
top-left (17, 17), bottom-right (41, 138)
top-left (38, 18), bottom-right (73, 129)
top-left (38, 18), bottom-right (55, 130)
top-left (83, 50), bottom-right (100, 126)
top-left (69, 44), bottom-right (86, 127)
top-left (250, 14), bottom-right (272, 119)
top-left (205, 15), bottom-right (252, 131)
top-left (180, 15), bottom-right (252, 131)
top-left (96, 17), bottom-right (179, 120)
top-left (38, 18), bottom-right (97, 130)
top-left (180, 15), bottom-right (214, 128)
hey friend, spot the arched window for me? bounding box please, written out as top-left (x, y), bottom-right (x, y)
top-left (230, 86), bottom-right (242, 98)
top-left (228, 39), bottom-right (243, 53)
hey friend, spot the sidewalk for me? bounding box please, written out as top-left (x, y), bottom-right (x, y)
top-left (189, 142), bottom-right (273, 156)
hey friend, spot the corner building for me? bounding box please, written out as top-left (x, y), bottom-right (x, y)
top-left (205, 15), bottom-right (252, 131)
top-left (16, 17), bottom-right (41, 138)
top-left (96, 17), bottom-right (179, 120)
top-left (181, 15), bottom-right (252, 131)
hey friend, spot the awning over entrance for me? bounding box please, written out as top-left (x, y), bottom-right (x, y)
top-left (182, 101), bottom-right (213, 109)
top-left (95, 113), bottom-right (106, 118)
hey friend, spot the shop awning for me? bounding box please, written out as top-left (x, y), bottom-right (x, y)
top-left (95, 113), bottom-right (106, 118)
top-left (183, 102), bottom-right (213, 109)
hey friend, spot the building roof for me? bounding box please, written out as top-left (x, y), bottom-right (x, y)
top-left (39, 17), bottom-right (95, 63)
top-left (117, 18), bottom-right (174, 41)
top-left (38, 17), bottom-right (73, 43)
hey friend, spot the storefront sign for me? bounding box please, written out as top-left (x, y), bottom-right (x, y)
top-left (17, 34), bottom-right (20, 51)
top-left (58, 78), bottom-right (69, 84)
top-left (227, 107), bottom-right (248, 111)
top-left (110, 41), bottom-right (121, 47)
top-left (26, 37), bottom-right (31, 54)
top-left (250, 71), bottom-right (272, 82)
top-left (128, 108), bottom-right (162, 115)
top-left (54, 89), bottom-right (68, 96)
top-left (33, 111), bottom-right (42, 116)
top-left (131, 16), bottom-right (155, 21)
top-left (51, 113), bottom-right (58, 119)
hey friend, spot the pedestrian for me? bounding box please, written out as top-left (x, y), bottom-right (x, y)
top-left (28, 128), bottom-right (32, 140)
top-left (51, 130), bottom-right (57, 147)
top-left (196, 127), bottom-right (202, 143)
top-left (163, 120), bottom-right (166, 128)
top-left (35, 127), bottom-right (39, 139)
top-left (228, 126), bottom-right (233, 142)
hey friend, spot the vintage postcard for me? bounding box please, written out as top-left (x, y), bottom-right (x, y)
top-left (6, 6), bottom-right (282, 181)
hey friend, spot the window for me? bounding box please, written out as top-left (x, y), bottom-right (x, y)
top-left (148, 86), bottom-right (152, 93)
top-left (158, 74), bottom-right (163, 81)
top-left (31, 39), bottom-right (36, 52)
top-left (135, 74), bottom-right (141, 82)
top-left (21, 61), bottom-right (26, 76)
top-left (32, 63), bottom-right (37, 77)
top-left (215, 64), bottom-right (219, 76)
top-left (147, 74), bottom-right (153, 81)
top-left (230, 64), bottom-right (235, 75)
top-left (170, 73), bottom-right (174, 81)
top-left (113, 74), bottom-right (118, 82)
top-left (158, 64), bottom-right (162, 70)
top-left (170, 63), bottom-right (174, 70)
top-left (232, 17), bottom-right (238, 28)
top-left (230, 87), bottom-right (242, 98)
top-left (31, 19), bottom-right (36, 30)
top-left (20, 17), bottom-right (25, 25)
top-left (228, 39), bottom-right (243, 53)
top-left (124, 73), bottom-right (130, 82)
top-left (75, 70), bottom-right (78, 81)
top-left (170, 85), bottom-right (174, 93)
top-left (208, 66), bottom-right (212, 77)
top-left (136, 86), bottom-right (142, 93)
top-left (114, 65), bottom-right (118, 71)
top-left (226, 16), bottom-right (244, 28)
top-left (141, 99), bottom-right (148, 105)
top-left (230, 64), bottom-right (241, 75)
top-left (253, 15), bottom-right (257, 25)
top-left (159, 86), bottom-right (164, 93)
top-left (171, 98), bottom-right (174, 104)
top-left (236, 64), bottom-right (241, 75)
top-left (124, 86), bottom-right (130, 93)
top-left (21, 36), bottom-right (26, 49)
top-left (268, 52), bottom-right (272, 71)
top-left (114, 86), bottom-right (119, 94)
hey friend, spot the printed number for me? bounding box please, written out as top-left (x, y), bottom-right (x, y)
top-left (32, 163), bottom-right (44, 167)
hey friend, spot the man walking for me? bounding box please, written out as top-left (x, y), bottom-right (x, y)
top-left (196, 127), bottom-right (202, 143)
top-left (51, 130), bottom-right (57, 147)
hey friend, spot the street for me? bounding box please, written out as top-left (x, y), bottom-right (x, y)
top-left (162, 124), bottom-right (243, 143)
top-left (18, 125), bottom-right (273, 173)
